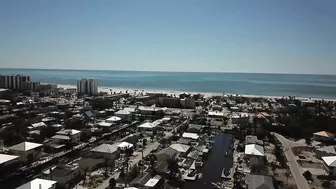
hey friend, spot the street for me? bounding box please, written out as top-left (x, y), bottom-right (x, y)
top-left (273, 133), bottom-right (310, 189)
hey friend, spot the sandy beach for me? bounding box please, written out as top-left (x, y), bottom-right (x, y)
top-left (48, 83), bottom-right (336, 101)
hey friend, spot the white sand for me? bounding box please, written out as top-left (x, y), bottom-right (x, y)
top-left (52, 83), bottom-right (336, 101)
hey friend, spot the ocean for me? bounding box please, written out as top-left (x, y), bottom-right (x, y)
top-left (1, 68), bottom-right (336, 99)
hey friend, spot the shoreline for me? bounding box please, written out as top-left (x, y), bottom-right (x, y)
top-left (44, 83), bottom-right (336, 101)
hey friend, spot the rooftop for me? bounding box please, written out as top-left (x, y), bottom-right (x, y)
top-left (245, 144), bottom-right (265, 156)
top-left (0, 154), bottom-right (19, 165)
top-left (322, 156), bottom-right (336, 167)
top-left (144, 175), bottom-right (161, 187)
top-left (314, 131), bottom-right (335, 138)
top-left (9, 142), bottom-right (43, 152)
top-left (16, 178), bottom-right (57, 189)
top-left (56, 129), bottom-right (81, 135)
top-left (182, 132), bottom-right (199, 140)
top-left (169, 144), bottom-right (191, 153)
top-left (245, 174), bottom-right (274, 189)
top-left (91, 143), bottom-right (119, 154)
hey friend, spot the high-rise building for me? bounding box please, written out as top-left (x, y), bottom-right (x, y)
top-left (0, 75), bottom-right (31, 90)
top-left (77, 78), bottom-right (98, 95)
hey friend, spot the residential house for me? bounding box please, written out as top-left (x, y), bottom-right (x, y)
top-left (0, 154), bottom-right (19, 167)
top-left (245, 144), bottom-right (265, 157)
top-left (51, 129), bottom-right (81, 144)
top-left (8, 141), bottom-right (43, 162)
top-left (322, 156), bottom-right (336, 175)
top-left (182, 132), bottom-right (199, 140)
top-left (187, 124), bottom-right (203, 134)
top-left (245, 174), bottom-right (274, 189)
top-left (313, 131), bottom-right (335, 142)
top-left (16, 178), bottom-right (57, 189)
top-left (144, 175), bottom-right (163, 189)
top-left (316, 146), bottom-right (336, 159)
top-left (105, 116), bottom-right (121, 123)
top-left (90, 143), bottom-right (120, 160)
top-left (137, 122), bottom-right (158, 133)
top-left (245, 135), bottom-right (264, 146)
top-left (169, 144), bottom-right (191, 156)
top-left (231, 113), bottom-right (250, 124)
top-left (42, 164), bottom-right (81, 188)
top-left (114, 109), bottom-right (132, 121)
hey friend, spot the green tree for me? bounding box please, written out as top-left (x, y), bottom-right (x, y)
top-left (109, 178), bottom-right (116, 189)
top-left (142, 138), bottom-right (147, 146)
top-left (303, 170), bottom-right (313, 181)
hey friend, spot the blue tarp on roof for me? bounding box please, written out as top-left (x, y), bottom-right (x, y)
top-left (85, 111), bottom-right (93, 118)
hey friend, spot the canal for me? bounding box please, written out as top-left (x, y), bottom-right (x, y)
top-left (184, 133), bottom-right (233, 189)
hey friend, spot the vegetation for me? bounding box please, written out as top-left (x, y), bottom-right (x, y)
top-left (303, 170), bottom-right (313, 181)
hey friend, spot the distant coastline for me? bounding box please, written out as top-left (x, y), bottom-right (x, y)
top-left (52, 83), bottom-right (336, 102)
top-left (2, 68), bottom-right (336, 99)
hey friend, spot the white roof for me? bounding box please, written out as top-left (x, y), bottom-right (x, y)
top-left (9, 142), bottom-right (43, 152)
top-left (169, 144), bottom-right (190, 153)
top-left (32, 122), bottom-right (46, 128)
top-left (91, 143), bottom-right (119, 154)
top-left (51, 135), bottom-right (70, 140)
top-left (322, 156), bottom-right (336, 167)
top-left (51, 124), bottom-right (63, 128)
top-left (56, 129), bottom-right (81, 135)
top-left (144, 177), bottom-right (160, 187)
top-left (97, 121), bottom-right (113, 127)
top-left (232, 113), bottom-right (249, 118)
top-left (115, 109), bottom-right (131, 115)
top-left (118, 141), bottom-right (134, 149)
top-left (182, 132), bottom-right (199, 140)
top-left (138, 122), bottom-right (157, 129)
top-left (208, 111), bottom-right (224, 117)
top-left (245, 144), bottom-right (265, 156)
top-left (16, 178), bottom-right (57, 189)
top-left (106, 116), bottom-right (121, 122)
top-left (0, 154), bottom-right (19, 165)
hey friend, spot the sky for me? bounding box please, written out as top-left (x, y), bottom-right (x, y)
top-left (0, 0), bottom-right (336, 74)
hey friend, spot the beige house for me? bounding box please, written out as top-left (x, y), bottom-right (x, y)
top-left (313, 131), bottom-right (335, 142)
top-left (9, 142), bottom-right (43, 162)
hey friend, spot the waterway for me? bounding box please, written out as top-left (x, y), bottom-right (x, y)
top-left (184, 133), bottom-right (233, 189)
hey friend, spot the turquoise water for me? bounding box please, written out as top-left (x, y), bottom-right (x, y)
top-left (1, 68), bottom-right (336, 99)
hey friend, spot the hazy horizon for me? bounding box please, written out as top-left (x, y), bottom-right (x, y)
top-left (1, 0), bottom-right (336, 74)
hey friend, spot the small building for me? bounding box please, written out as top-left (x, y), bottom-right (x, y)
top-left (316, 146), bottom-right (336, 159)
top-left (182, 132), bottom-right (199, 140)
top-left (231, 113), bottom-right (250, 124)
top-left (137, 122), bottom-right (158, 133)
top-left (9, 142), bottom-right (43, 162)
top-left (16, 178), bottom-right (57, 189)
top-left (52, 129), bottom-right (81, 144)
top-left (29, 122), bottom-right (47, 130)
top-left (245, 135), bottom-right (264, 146)
top-left (114, 109), bottom-right (132, 121)
top-left (90, 143), bottom-right (120, 160)
top-left (187, 124), bottom-right (203, 134)
top-left (106, 116), bottom-right (121, 123)
top-left (118, 141), bottom-right (134, 150)
top-left (245, 144), bottom-right (265, 157)
top-left (0, 154), bottom-right (19, 167)
top-left (96, 121), bottom-right (114, 131)
top-left (322, 156), bottom-right (336, 175)
top-left (169, 144), bottom-right (191, 156)
top-left (245, 174), bottom-right (274, 189)
top-left (313, 131), bottom-right (335, 142)
top-left (144, 175), bottom-right (163, 189)
top-left (208, 111), bottom-right (224, 118)
top-left (42, 164), bottom-right (81, 188)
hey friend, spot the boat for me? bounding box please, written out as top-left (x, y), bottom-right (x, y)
top-left (221, 167), bottom-right (233, 179)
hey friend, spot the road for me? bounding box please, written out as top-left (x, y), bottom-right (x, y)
top-left (273, 133), bottom-right (310, 189)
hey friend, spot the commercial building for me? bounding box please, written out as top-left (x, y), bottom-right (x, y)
top-left (52, 129), bottom-right (81, 144)
top-left (42, 164), bottom-right (81, 188)
top-left (76, 78), bottom-right (98, 95)
top-left (158, 97), bottom-right (195, 109)
top-left (0, 74), bottom-right (30, 89)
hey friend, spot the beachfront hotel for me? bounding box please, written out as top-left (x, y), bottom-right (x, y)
top-left (76, 78), bottom-right (98, 95)
top-left (0, 74), bottom-right (40, 91)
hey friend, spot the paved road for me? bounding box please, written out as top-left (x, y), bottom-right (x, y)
top-left (273, 133), bottom-right (310, 189)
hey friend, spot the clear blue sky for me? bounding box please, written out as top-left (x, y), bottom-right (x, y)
top-left (1, 0), bottom-right (336, 74)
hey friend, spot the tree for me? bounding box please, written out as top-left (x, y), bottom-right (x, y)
top-left (83, 166), bottom-right (89, 185)
top-left (119, 167), bottom-right (126, 180)
top-left (305, 137), bottom-right (312, 146)
top-left (142, 138), bottom-right (147, 146)
top-left (150, 135), bottom-right (154, 142)
top-left (130, 164), bottom-right (138, 179)
top-left (303, 170), bottom-right (313, 181)
top-left (109, 178), bottom-right (116, 189)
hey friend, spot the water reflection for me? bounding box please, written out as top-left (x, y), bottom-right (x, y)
top-left (183, 133), bottom-right (233, 189)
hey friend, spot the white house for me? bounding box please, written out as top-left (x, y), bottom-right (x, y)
top-left (90, 143), bottom-right (120, 160)
top-left (0, 154), bottom-right (19, 167)
top-left (114, 109), bottom-right (132, 121)
top-left (182, 132), bottom-right (199, 140)
top-left (169, 144), bottom-right (191, 156)
top-left (137, 122), bottom-right (158, 133)
top-left (322, 156), bottom-right (336, 175)
top-left (52, 129), bottom-right (81, 144)
top-left (208, 111), bottom-right (224, 118)
top-left (245, 144), bottom-right (265, 157)
top-left (16, 178), bottom-right (57, 189)
top-left (105, 116), bottom-right (121, 123)
top-left (28, 122), bottom-right (47, 130)
top-left (9, 142), bottom-right (43, 162)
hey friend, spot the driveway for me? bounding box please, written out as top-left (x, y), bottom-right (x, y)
top-left (273, 133), bottom-right (310, 189)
